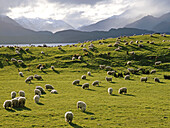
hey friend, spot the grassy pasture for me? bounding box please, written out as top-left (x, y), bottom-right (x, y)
top-left (0, 34), bottom-right (170, 128)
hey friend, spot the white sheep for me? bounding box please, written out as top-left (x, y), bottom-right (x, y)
top-left (77, 101), bottom-right (86, 112)
top-left (87, 71), bottom-right (91, 76)
top-left (155, 61), bottom-right (161, 65)
top-left (124, 75), bottom-right (130, 80)
top-left (154, 77), bottom-right (160, 82)
top-left (11, 91), bottom-right (16, 99)
top-left (82, 83), bottom-right (89, 89)
top-left (11, 98), bottom-right (19, 108)
top-left (45, 84), bottom-right (54, 90)
top-left (19, 72), bottom-right (24, 77)
top-left (3, 100), bottom-right (12, 109)
top-left (33, 95), bottom-right (40, 103)
top-left (72, 57), bottom-right (76, 60)
top-left (118, 87), bottom-right (127, 94)
top-left (18, 60), bottom-right (23, 63)
top-left (65, 111), bottom-right (73, 123)
top-left (105, 77), bottom-right (112, 82)
top-left (34, 89), bottom-right (41, 96)
top-left (25, 77), bottom-right (31, 83)
top-left (19, 90), bottom-right (25, 97)
top-left (108, 87), bottom-right (113, 95)
top-left (36, 86), bottom-right (46, 94)
top-left (34, 74), bottom-right (43, 80)
top-left (92, 80), bottom-right (99, 86)
top-left (140, 77), bottom-right (147, 82)
top-left (83, 48), bottom-right (88, 52)
top-left (99, 65), bottom-right (105, 69)
top-left (41, 51), bottom-right (45, 54)
top-left (72, 80), bottom-right (80, 85)
top-left (18, 97), bottom-right (26, 107)
top-left (51, 66), bottom-right (55, 70)
top-left (105, 66), bottom-right (112, 71)
top-left (150, 69), bottom-right (156, 74)
top-left (51, 89), bottom-right (58, 94)
top-left (127, 61), bottom-right (132, 65)
top-left (78, 56), bottom-right (82, 60)
top-left (81, 75), bottom-right (86, 79)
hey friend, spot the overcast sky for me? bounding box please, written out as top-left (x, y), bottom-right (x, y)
top-left (0, 0), bottom-right (170, 28)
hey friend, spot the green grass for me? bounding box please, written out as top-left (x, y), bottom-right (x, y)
top-left (0, 34), bottom-right (170, 128)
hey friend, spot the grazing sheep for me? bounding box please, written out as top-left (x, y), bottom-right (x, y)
top-left (81, 75), bottom-right (86, 79)
top-left (25, 48), bottom-right (29, 52)
top-left (19, 90), bottom-right (25, 97)
top-left (99, 65), bottom-right (105, 69)
top-left (18, 60), bottom-right (23, 63)
top-left (41, 51), bottom-right (45, 54)
top-left (155, 61), bottom-right (161, 65)
top-left (140, 77), bottom-right (148, 82)
top-left (92, 80), bottom-right (99, 86)
top-left (105, 77), bottom-right (112, 82)
top-left (118, 73), bottom-right (123, 77)
top-left (51, 89), bottom-right (58, 94)
top-left (108, 87), bottom-right (113, 95)
top-left (11, 58), bottom-right (17, 62)
top-left (34, 74), bottom-right (43, 80)
top-left (19, 72), bottom-right (24, 77)
top-left (107, 71), bottom-right (115, 75)
top-left (129, 51), bottom-right (135, 55)
top-left (127, 61), bottom-right (132, 65)
top-left (138, 44), bottom-right (143, 48)
top-left (87, 71), bottom-right (91, 76)
top-left (72, 80), bottom-right (80, 85)
top-left (45, 84), bottom-right (54, 90)
top-left (25, 78), bottom-right (31, 83)
top-left (154, 77), bottom-right (160, 82)
top-left (18, 97), bottom-right (26, 107)
top-left (164, 75), bottom-right (170, 79)
top-left (105, 66), bottom-right (112, 71)
top-left (150, 69), bottom-right (156, 74)
top-left (83, 48), bottom-right (88, 52)
top-left (33, 95), bottom-right (40, 103)
top-left (72, 57), bottom-right (76, 60)
top-left (118, 87), bottom-right (127, 94)
top-left (51, 66), bottom-right (55, 70)
top-left (108, 44), bottom-right (112, 47)
top-left (3, 100), bottom-right (12, 109)
top-left (11, 98), bottom-right (19, 108)
top-left (127, 68), bottom-right (134, 73)
top-left (82, 83), bottom-right (89, 89)
top-left (88, 47), bottom-right (94, 51)
top-left (65, 111), bottom-right (73, 123)
top-left (77, 101), bottom-right (86, 112)
top-left (124, 75), bottom-right (130, 80)
top-left (40, 66), bottom-right (44, 71)
top-left (78, 56), bottom-right (82, 60)
top-left (11, 91), bottom-right (16, 99)
top-left (36, 86), bottom-right (46, 94)
top-left (34, 89), bottom-right (41, 96)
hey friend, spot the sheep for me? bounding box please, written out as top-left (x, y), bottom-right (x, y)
top-left (92, 80), bottom-right (99, 86)
top-left (129, 51), bottom-right (135, 55)
top-left (51, 89), bottom-right (58, 94)
top-left (81, 75), bottom-right (86, 79)
top-left (65, 111), bottom-right (73, 123)
top-left (138, 44), bottom-right (143, 48)
top-left (127, 61), bottom-right (132, 65)
top-left (40, 66), bottom-right (44, 71)
top-left (82, 83), bottom-right (89, 89)
top-left (124, 75), bottom-right (130, 80)
top-left (36, 86), bottom-right (46, 94)
top-left (18, 97), bottom-right (26, 107)
top-left (108, 87), bottom-right (113, 95)
top-left (34, 74), bottom-right (43, 80)
top-left (105, 66), bottom-right (112, 71)
top-left (127, 68), bottom-right (134, 73)
top-left (105, 77), bottom-right (112, 82)
top-left (72, 57), bottom-right (76, 60)
top-left (51, 66), bottom-right (55, 70)
top-left (45, 84), bottom-right (54, 90)
top-left (107, 71), bottom-right (115, 75)
top-left (155, 61), bottom-right (161, 65)
top-left (19, 90), bottom-right (25, 97)
top-left (150, 69), bottom-right (156, 74)
top-left (19, 72), bottom-right (24, 77)
top-left (25, 77), bottom-right (32, 83)
top-left (3, 100), bottom-right (12, 109)
top-left (34, 89), bottom-right (41, 96)
top-left (77, 101), bottom-right (86, 112)
top-left (11, 58), bottom-right (17, 62)
top-left (99, 65), bottom-right (105, 69)
top-left (154, 77), bottom-right (160, 82)
top-left (88, 47), bottom-right (94, 51)
top-left (72, 80), bottom-right (80, 85)
top-left (78, 56), bottom-right (82, 60)
top-left (33, 95), bottom-right (40, 103)
top-left (118, 87), bottom-right (127, 94)
top-left (25, 48), bottom-right (29, 52)
top-left (83, 48), bottom-right (88, 52)
top-left (11, 91), bottom-right (16, 99)
top-left (108, 44), bottom-right (112, 47)
top-left (87, 71), bottom-right (91, 76)
top-left (41, 51), bottom-right (45, 54)
top-left (18, 60), bottom-right (23, 63)
top-left (140, 77), bottom-right (148, 82)
top-left (11, 98), bottom-right (19, 108)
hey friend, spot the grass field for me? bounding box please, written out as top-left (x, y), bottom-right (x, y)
top-left (0, 34), bottom-right (170, 128)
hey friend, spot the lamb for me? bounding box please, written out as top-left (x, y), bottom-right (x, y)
top-left (150, 69), bottom-right (156, 74)
top-left (72, 80), bottom-right (80, 85)
top-left (107, 71), bottom-right (115, 75)
top-left (45, 84), bottom-right (54, 90)
top-left (33, 95), bottom-right (40, 103)
top-left (34, 89), bottom-right (41, 96)
top-left (51, 89), bottom-right (58, 94)
top-left (51, 66), bottom-right (55, 70)
top-left (40, 66), bottom-right (44, 71)
top-left (65, 111), bottom-right (73, 123)
top-left (108, 87), bottom-right (113, 95)
top-left (87, 71), bottom-right (91, 76)
top-left (81, 75), bottom-right (86, 79)
top-left (99, 65), bottom-right (105, 69)
top-left (77, 101), bottom-right (86, 112)
top-left (72, 57), bottom-right (76, 60)
top-left (78, 56), bottom-right (82, 60)
top-left (11, 98), bottom-right (19, 108)
top-left (105, 66), bottom-right (112, 71)
top-left (155, 61), bottom-right (161, 65)
top-left (127, 61), bottom-right (132, 65)
top-left (36, 86), bottom-right (46, 94)
top-left (154, 77), bottom-right (160, 82)
top-left (105, 77), bottom-right (112, 82)
top-left (34, 74), bottom-right (43, 80)
top-left (92, 80), bottom-right (99, 86)
top-left (19, 90), bottom-right (25, 97)
top-left (82, 83), bottom-right (89, 89)
top-left (11, 91), bottom-right (16, 99)
top-left (19, 72), bottom-right (24, 77)
top-left (124, 75), bottom-right (130, 80)
top-left (140, 77), bottom-right (148, 82)
top-left (3, 100), bottom-right (12, 109)
top-left (25, 77), bottom-right (32, 83)
top-left (18, 97), bottom-right (26, 107)
top-left (118, 87), bottom-right (127, 94)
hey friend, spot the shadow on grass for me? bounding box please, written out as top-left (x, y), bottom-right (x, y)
top-left (96, 86), bottom-right (105, 88)
top-left (69, 123), bottom-right (83, 128)
top-left (6, 109), bottom-right (16, 112)
top-left (14, 106), bottom-right (31, 111)
top-left (76, 84), bottom-right (82, 87)
top-left (124, 94), bottom-right (136, 97)
top-left (53, 69), bottom-right (60, 74)
top-left (87, 89), bottom-right (95, 91)
top-left (110, 82), bottom-right (116, 84)
top-left (159, 82), bottom-right (166, 84)
top-left (42, 70), bottom-right (47, 74)
top-left (37, 102), bottom-right (44, 105)
top-left (111, 94), bottom-right (119, 96)
top-left (84, 111), bottom-right (94, 115)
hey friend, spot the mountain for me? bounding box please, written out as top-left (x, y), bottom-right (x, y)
top-left (15, 17), bottom-right (74, 33)
top-left (125, 12), bottom-right (170, 32)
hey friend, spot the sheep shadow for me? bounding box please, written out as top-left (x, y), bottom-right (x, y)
top-left (14, 106), bottom-right (31, 111)
top-left (27, 51), bottom-right (33, 54)
top-left (87, 89), bottom-right (95, 91)
top-left (84, 111), bottom-right (95, 115)
top-left (6, 109), bottom-right (16, 112)
top-left (69, 123), bottom-right (83, 128)
top-left (124, 94), bottom-right (136, 97)
top-left (96, 86), bottom-right (105, 88)
top-left (37, 102), bottom-right (44, 105)
top-left (110, 82), bottom-right (116, 84)
top-left (158, 82), bottom-right (165, 84)
top-left (42, 70), bottom-right (47, 74)
top-left (53, 69), bottom-right (60, 74)
top-left (111, 94), bottom-right (119, 96)
top-left (76, 84), bottom-right (82, 87)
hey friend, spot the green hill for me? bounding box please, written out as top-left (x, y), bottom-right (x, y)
top-left (0, 34), bottom-right (170, 127)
